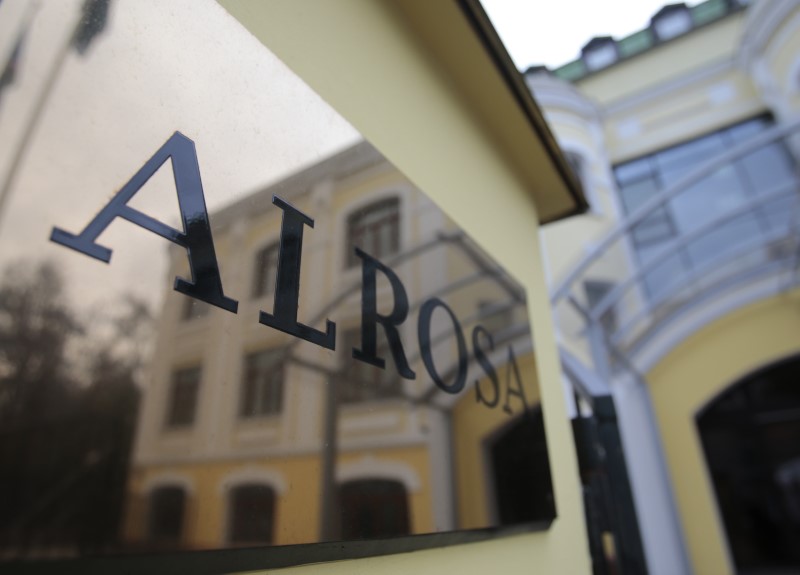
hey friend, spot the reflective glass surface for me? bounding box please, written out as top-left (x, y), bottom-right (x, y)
top-left (0, 0), bottom-right (554, 565)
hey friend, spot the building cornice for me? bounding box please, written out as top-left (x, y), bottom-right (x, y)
top-left (603, 56), bottom-right (736, 117)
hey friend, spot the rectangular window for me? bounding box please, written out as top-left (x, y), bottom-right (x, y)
top-left (346, 198), bottom-right (400, 267)
top-left (240, 349), bottom-right (284, 418)
top-left (181, 297), bottom-right (209, 321)
top-left (613, 115), bottom-right (795, 297)
top-left (339, 329), bottom-right (402, 404)
top-left (166, 367), bottom-right (201, 428)
top-left (253, 242), bottom-right (280, 298)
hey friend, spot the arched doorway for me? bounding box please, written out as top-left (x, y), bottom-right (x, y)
top-left (227, 483), bottom-right (276, 546)
top-left (147, 485), bottom-right (186, 548)
top-left (698, 354), bottom-right (800, 573)
top-left (338, 479), bottom-right (410, 540)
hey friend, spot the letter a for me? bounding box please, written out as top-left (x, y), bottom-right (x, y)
top-left (50, 132), bottom-right (237, 313)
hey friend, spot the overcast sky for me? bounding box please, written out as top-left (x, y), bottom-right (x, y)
top-left (481, 0), bottom-right (701, 70)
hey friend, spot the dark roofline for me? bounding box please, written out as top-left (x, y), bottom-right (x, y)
top-left (456, 0), bottom-right (589, 221)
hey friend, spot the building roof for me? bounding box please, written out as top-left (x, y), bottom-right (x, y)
top-left (544, 0), bottom-right (747, 83)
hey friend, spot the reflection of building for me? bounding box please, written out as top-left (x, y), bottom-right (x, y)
top-left (530, 1), bottom-right (800, 573)
top-left (123, 143), bottom-right (554, 549)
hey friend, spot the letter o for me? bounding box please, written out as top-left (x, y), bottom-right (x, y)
top-left (417, 298), bottom-right (468, 394)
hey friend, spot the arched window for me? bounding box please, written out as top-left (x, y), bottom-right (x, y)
top-left (228, 484), bottom-right (276, 545)
top-left (698, 354), bottom-right (800, 572)
top-left (346, 198), bottom-right (400, 267)
top-left (252, 241), bottom-right (280, 298)
top-left (147, 485), bottom-right (186, 545)
top-left (239, 349), bottom-right (283, 418)
top-left (338, 328), bottom-right (402, 404)
top-left (338, 479), bottom-right (410, 539)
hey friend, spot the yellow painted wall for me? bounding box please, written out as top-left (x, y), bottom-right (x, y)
top-left (577, 15), bottom-right (745, 107)
top-left (604, 68), bottom-right (764, 163)
top-left (125, 445), bottom-right (435, 548)
top-left (216, 1), bottom-right (591, 573)
top-left (647, 289), bottom-right (800, 574)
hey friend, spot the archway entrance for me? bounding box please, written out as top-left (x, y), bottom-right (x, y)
top-left (698, 354), bottom-right (800, 573)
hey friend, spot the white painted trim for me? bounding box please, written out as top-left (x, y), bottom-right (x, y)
top-left (340, 411), bottom-right (402, 433)
top-left (336, 455), bottom-right (421, 492)
top-left (742, 0), bottom-right (800, 64)
top-left (142, 472), bottom-right (195, 495)
top-left (217, 467), bottom-right (288, 495)
top-left (136, 432), bottom-right (428, 466)
top-left (634, 279), bottom-right (790, 375)
top-left (786, 52), bottom-right (800, 96)
top-left (741, 0), bottom-right (800, 66)
top-left (605, 58), bottom-right (735, 116)
top-left (525, 73), bottom-right (600, 119)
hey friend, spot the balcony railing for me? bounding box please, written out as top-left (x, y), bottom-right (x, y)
top-left (551, 119), bottom-right (800, 380)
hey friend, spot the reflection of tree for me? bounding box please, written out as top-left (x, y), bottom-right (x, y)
top-left (0, 261), bottom-right (148, 557)
top-left (0, 262), bottom-right (81, 422)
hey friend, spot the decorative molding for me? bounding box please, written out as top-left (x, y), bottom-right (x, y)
top-left (336, 455), bottom-right (421, 492)
top-left (604, 58), bottom-right (736, 116)
top-left (740, 0), bottom-right (800, 66)
top-left (142, 472), bottom-right (195, 495)
top-left (217, 466), bottom-right (288, 495)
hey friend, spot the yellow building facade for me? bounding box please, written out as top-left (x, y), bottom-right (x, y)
top-left (535, 1), bottom-right (800, 573)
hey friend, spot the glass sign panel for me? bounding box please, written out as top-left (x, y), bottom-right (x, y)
top-left (0, 0), bottom-right (555, 567)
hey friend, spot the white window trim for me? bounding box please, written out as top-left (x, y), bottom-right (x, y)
top-left (336, 455), bottom-right (421, 493)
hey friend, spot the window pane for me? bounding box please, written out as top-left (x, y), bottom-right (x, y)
top-left (166, 368), bottom-right (201, 427)
top-left (241, 350), bottom-right (283, 418)
top-left (656, 132), bottom-right (725, 178)
top-left (631, 208), bottom-right (675, 247)
top-left (615, 156), bottom-right (652, 185)
top-left (148, 487), bottom-right (185, 545)
top-left (253, 243), bottom-right (280, 298)
top-left (346, 199), bottom-right (400, 267)
top-left (670, 166), bottom-right (748, 234)
top-left (739, 144), bottom-right (795, 194)
top-left (686, 213), bottom-right (762, 268)
top-left (229, 485), bottom-right (275, 545)
top-left (339, 480), bottom-right (410, 540)
top-left (642, 252), bottom-right (687, 300)
top-left (340, 329), bottom-right (402, 404)
top-left (619, 177), bottom-right (659, 213)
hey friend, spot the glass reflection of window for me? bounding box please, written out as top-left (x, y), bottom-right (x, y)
top-left (339, 479), bottom-right (410, 540)
top-left (166, 367), bottom-right (201, 428)
top-left (339, 329), bottom-right (402, 404)
top-left (240, 349), bottom-right (283, 418)
top-left (613, 115), bottom-right (795, 298)
top-left (148, 486), bottom-right (186, 545)
top-left (346, 198), bottom-right (400, 267)
top-left (477, 300), bottom-right (514, 336)
top-left (228, 484), bottom-right (276, 545)
top-left (490, 408), bottom-right (555, 524)
top-left (252, 242), bottom-right (280, 298)
top-left (181, 297), bottom-right (209, 321)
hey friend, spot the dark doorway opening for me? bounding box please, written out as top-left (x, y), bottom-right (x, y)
top-left (338, 479), bottom-right (410, 540)
top-left (698, 353), bottom-right (800, 573)
top-left (489, 407), bottom-right (555, 524)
